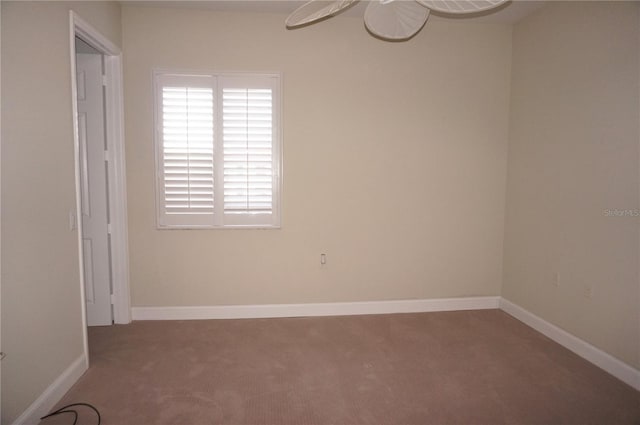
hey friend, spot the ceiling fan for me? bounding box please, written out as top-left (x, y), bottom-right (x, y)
top-left (286, 0), bottom-right (509, 41)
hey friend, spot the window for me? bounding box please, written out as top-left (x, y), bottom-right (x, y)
top-left (154, 71), bottom-right (281, 228)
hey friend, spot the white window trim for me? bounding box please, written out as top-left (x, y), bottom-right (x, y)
top-left (153, 69), bottom-right (282, 229)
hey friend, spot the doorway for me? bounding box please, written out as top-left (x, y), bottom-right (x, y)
top-left (70, 12), bottom-right (131, 358)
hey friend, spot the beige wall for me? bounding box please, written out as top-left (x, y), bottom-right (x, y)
top-left (503, 1), bottom-right (640, 368)
top-left (0, 2), bottom-right (121, 423)
top-left (122, 6), bottom-right (512, 308)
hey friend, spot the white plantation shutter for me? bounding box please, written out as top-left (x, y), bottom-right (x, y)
top-left (156, 74), bottom-right (216, 227)
top-left (162, 87), bottom-right (214, 212)
top-left (155, 72), bottom-right (280, 228)
top-left (222, 85), bottom-right (274, 214)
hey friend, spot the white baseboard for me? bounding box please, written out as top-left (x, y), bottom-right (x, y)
top-left (12, 354), bottom-right (88, 425)
top-left (132, 296), bottom-right (501, 321)
top-left (500, 298), bottom-right (640, 391)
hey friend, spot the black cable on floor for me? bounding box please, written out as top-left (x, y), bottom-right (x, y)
top-left (40, 403), bottom-right (101, 425)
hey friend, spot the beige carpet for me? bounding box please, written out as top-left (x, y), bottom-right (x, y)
top-left (41, 310), bottom-right (639, 425)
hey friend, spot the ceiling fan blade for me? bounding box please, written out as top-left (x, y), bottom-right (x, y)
top-left (364, 0), bottom-right (430, 41)
top-left (286, 0), bottom-right (359, 28)
top-left (414, 0), bottom-right (508, 14)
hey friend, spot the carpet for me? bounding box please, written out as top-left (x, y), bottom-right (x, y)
top-left (40, 309), bottom-right (640, 424)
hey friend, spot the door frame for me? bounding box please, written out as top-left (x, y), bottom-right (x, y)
top-left (69, 11), bottom-right (131, 359)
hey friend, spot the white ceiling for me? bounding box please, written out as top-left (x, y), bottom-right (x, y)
top-left (123, 0), bottom-right (548, 24)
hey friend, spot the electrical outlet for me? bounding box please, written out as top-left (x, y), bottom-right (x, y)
top-left (583, 284), bottom-right (594, 299)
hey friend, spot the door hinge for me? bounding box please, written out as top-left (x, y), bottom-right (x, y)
top-left (102, 75), bottom-right (107, 86)
top-left (104, 150), bottom-right (110, 162)
top-left (110, 293), bottom-right (116, 305)
top-left (107, 223), bottom-right (113, 235)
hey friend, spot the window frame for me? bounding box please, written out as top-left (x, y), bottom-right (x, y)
top-left (153, 69), bottom-right (282, 230)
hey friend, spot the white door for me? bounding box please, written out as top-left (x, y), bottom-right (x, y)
top-left (76, 46), bottom-right (113, 326)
